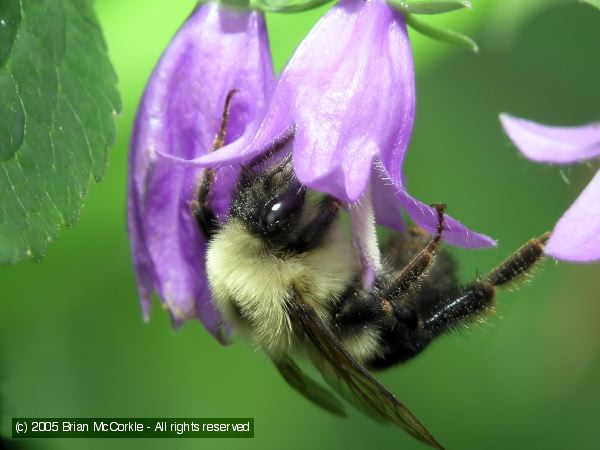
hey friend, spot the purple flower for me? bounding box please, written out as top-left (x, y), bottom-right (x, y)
top-left (127, 1), bottom-right (274, 340)
top-left (500, 114), bottom-right (600, 262)
top-left (161, 0), bottom-right (495, 257)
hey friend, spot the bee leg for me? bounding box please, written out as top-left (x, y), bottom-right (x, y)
top-left (382, 204), bottom-right (446, 299)
top-left (194, 170), bottom-right (219, 241)
top-left (193, 89), bottom-right (238, 240)
top-left (289, 196), bottom-right (340, 252)
top-left (332, 287), bottom-right (381, 329)
top-left (333, 207), bottom-right (445, 354)
top-left (422, 232), bottom-right (549, 336)
top-left (368, 233), bottom-right (549, 369)
top-left (213, 89), bottom-right (238, 151)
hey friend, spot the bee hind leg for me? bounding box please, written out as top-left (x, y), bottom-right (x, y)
top-left (421, 232), bottom-right (549, 336)
top-left (333, 229), bottom-right (549, 369)
top-left (368, 232), bottom-right (549, 369)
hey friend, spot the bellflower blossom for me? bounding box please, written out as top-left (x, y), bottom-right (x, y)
top-left (127, 1), bottom-right (274, 340)
top-left (161, 0), bottom-right (495, 285)
top-left (500, 114), bottom-right (600, 262)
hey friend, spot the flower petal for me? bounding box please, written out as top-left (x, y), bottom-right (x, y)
top-left (286, 0), bottom-right (415, 202)
top-left (394, 189), bottom-right (496, 248)
top-left (371, 167), bottom-right (406, 230)
top-left (371, 164), bottom-right (496, 248)
top-left (500, 113), bottom-right (600, 164)
top-left (172, 0), bottom-right (415, 202)
top-left (149, 1), bottom-right (493, 252)
top-left (127, 173), bottom-right (155, 322)
top-left (545, 170), bottom-right (600, 262)
top-left (128, 2), bottom-right (274, 337)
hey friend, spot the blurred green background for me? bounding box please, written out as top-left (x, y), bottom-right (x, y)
top-left (1, 1), bottom-right (599, 449)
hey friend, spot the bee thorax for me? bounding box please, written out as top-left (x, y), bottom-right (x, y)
top-left (206, 219), bottom-right (357, 356)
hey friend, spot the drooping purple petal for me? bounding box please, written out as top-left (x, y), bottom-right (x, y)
top-left (283, 0), bottom-right (414, 203)
top-left (156, 0), bottom-right (494, 249)
top-left (500, 113), bottom-right (600, 262)
top-left (500, 113), bottom-right (600, 163)
top-left (371, 166), bottom-right (406, 230)
top-left (371, 165), bottom-right (496, 248)
top-left (162, 0), bottom-right (413, 202)
top-left (127, 172), bottom-right (155, 322)
top-left (127, 2), bottom-right (274, 338)
top-left (394, 188), bottom-right (497, 248)
top-left (545, 170), bottom-right (600, 262)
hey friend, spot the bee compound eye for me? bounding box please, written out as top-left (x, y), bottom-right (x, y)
top-left (263, 201), bottom-right (284, 227)
top-left (261, 199), bottom-right (292, 231)
top-left (260, 184), bottom-right (305, 232)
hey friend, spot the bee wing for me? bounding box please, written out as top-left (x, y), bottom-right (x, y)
top-left (288, 294), bottom-right (444, 450)
top-left (273, 354), bottom-right (346, 417)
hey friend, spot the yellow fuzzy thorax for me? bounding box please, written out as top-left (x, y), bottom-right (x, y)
top-left (206, 219), bottom-right (358, 357)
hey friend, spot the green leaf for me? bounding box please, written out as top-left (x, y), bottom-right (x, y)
top-left (581, 0), bottom-right (600, 10)
top-left (388, 0), bottom-right (471, 15)
top-left (0, 0), bottom-right (120, 263)
top-left (249, 0), bottom-right (333, 13)
top-left (405, 13), bottom-right (479, 53)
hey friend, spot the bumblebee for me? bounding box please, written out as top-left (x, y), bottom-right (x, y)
top-left (194, 91), bottom-right (548, 449)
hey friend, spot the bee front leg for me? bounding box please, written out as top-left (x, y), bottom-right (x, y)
top-left (193, 89), bottom-right (238, 240)
top-left (193, 169), bottom-right (220, 241)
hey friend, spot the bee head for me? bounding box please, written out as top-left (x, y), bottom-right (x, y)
top-left (229, 154), bottom-right (307, 248)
